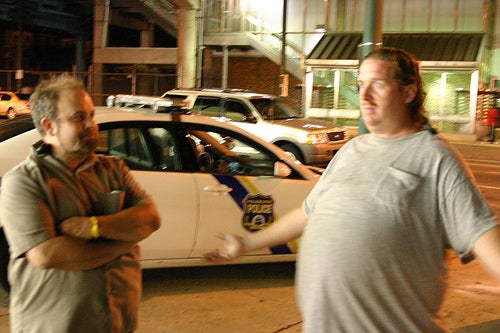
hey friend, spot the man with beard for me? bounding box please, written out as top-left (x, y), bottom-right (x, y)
top-left (0, 74), bottom-right (161, 333)
top-left (206, 48), bottom-right (500, 332)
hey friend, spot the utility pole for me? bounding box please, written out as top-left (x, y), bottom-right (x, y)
top-left (16, 0), bottom-right (24, 92)
top-left (358, 0), bottom-right (383, 134)
top-left (280, 0), bottom-right (289, 97)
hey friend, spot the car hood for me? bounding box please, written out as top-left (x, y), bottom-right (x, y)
top-left (270, 118), bottom-right (343, 132)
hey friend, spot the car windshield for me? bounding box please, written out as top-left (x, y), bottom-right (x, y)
top-left (250, 98), bottom-right (301, 120)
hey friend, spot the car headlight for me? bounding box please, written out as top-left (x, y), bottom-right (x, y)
top-left (306, 133), bottom-right (329, 144)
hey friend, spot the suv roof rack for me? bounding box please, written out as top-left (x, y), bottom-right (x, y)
top-left (112, 94), bottom-right (191, 114)
top-left (172, 87), bottom-right (257, 94)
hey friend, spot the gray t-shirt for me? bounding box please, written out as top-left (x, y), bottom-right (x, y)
top-left (298, 131), bottom-right (497, 333)
top-left (0, 146), bottom-right (151, 333)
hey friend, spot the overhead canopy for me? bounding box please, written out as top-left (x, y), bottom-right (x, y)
top-left (306, 33), bottom-right (484, 70)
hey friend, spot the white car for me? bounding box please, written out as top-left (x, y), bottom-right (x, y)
top-left (0, 91), bottom-right (31, 120)
top-left (0, 106), bottom-right (319, 273)
top-left (160, 88), bottom-right (349, 166)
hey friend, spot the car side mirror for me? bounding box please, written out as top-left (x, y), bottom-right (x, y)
top-left (274, 161), bottom-right (292, 177)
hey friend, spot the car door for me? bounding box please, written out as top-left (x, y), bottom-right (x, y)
top-left (181, 123), bottom-right (315, 258)
top-left (97, 123), bottom-right (199, 262)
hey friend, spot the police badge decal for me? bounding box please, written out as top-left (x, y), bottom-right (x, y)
top-left (242, 194), bottom-right (275, 232)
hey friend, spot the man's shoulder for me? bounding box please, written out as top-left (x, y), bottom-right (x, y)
top-left (3, 153), bottom-right (38, 179)
top-left (411, 132), bottom-right (470, 173)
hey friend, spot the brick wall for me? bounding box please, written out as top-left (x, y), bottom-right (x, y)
top-left (202, 49), bottom-right (303, 112)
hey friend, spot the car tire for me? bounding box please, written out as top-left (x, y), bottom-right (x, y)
top-left (7, 108), bottom-right (16, 120)
top-left (281, 144), bottom-right (304, 164)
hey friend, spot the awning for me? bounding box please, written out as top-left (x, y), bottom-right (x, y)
top-left (306, 33), bottom-right (484, 70)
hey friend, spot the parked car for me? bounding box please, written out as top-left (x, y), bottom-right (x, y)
top-left (157, 88), bottom-right (349, 166)
top-left (0, 91), bottom-right (31, 119)
top-left (0, 106), bottom-right (320, 289)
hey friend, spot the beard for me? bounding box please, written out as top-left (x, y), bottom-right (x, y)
top-left (74, 134), bottom-right (98, 154)
top-left (61, 129), bottom-right (98, 159)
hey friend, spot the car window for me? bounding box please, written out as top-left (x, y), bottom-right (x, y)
top-left (95, 121), bottom-right (303, 179)
top-left (250, 98), bottom-right (298, 120)
top-left (251, 99), bottom-right (273, 119)
top-left (223, 100), bottom-right (255, 123)
top-left (192, 97), bottom-right (221, 117)
top-left (97, 126), bottom-right (180, 171)
top-left (187, 128), bottom-right (275, 176)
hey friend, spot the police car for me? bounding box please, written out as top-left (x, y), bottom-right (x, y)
top-left (0, 106), bottom-right (320, 272)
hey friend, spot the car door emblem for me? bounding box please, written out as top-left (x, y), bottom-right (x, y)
top-left (242, 194), bottom-right (275, 232)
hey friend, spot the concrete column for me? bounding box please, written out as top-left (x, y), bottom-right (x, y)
top-left (177, 8), bottom-right (197, 88)
top-left (138, 24), bottom-right (155, 95)
top-left (222, 46), bottom-right (228, 88)
top-left (358, 0), bottom-right (383, 134)
top-left (75, 33), bottom-right (86, 79)
top-left (92, 0), bottom-right (110, 105)
top-left (141, 24), bottom-right (154, 47)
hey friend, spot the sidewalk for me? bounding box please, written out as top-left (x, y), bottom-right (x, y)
top-left (345, 129), bottom-right (500, 162)
top-left (441, 133), bottom-right (500, 162)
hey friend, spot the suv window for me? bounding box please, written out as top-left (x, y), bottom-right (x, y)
top-left (223, 99), bottom-right (254, 123)
top-left (193, 97), bottom-right (221, 117)
top-left (250, 98), bottom-right (298, 120)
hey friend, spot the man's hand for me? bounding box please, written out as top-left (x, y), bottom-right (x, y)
top-left (59, 216), bottom-right (93, 240)
top-left (204, 233), bottom-right (246, 262)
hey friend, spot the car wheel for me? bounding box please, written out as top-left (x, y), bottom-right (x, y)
top-left (281, 144), bottom-right (304, 164)
top-left (7, 108), bottom-right (16, 120)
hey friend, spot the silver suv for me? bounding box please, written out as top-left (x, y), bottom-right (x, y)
top-left (161, 88), bottom-right (349, 166)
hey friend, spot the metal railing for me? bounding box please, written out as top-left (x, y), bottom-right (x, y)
top-left (0, 70), bottom-right (177, 106)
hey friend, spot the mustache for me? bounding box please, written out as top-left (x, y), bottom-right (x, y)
top-left (80, 127), bottom-right (98, 139)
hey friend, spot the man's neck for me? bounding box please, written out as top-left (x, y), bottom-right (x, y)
top-left (370, 121), bottom-right (424, 138)
top-left (64, 157), bottom-right (88, 171)
top-left (52, 148), bottom-right (90, 171)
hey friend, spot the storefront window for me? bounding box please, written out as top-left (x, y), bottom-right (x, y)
top-left (309, 68), bottom-right (476, 133)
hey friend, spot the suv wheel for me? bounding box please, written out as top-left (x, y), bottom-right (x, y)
top-left (281, 144), bottom-right (304, 164)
